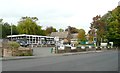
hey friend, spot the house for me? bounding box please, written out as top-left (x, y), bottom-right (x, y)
top-left (50, 31), bottom-right (72, 44)
top-left (71, 33), bottom-right (78, 46)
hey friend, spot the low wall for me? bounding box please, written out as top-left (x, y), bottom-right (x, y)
top-left (3, 47), bottom-right (33, 57)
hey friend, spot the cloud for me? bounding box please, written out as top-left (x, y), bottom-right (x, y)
top-left (0, 0), bottom-right (119, 32)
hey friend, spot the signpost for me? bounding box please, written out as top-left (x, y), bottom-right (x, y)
top-left (54, 37), bottom-right (59, 53)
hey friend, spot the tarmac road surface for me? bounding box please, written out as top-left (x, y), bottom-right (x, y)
top-left (2, 50), bottom-right (118, 71)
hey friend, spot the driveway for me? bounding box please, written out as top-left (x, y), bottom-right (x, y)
top-left (33, 47), bottom-right (54, 57)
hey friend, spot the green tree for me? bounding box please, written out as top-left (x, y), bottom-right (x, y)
top-left (0, 19), bottom-right (3, 39)
top-left (11, 25), bottom-right (19, 35)
top-left (59, 28), bottom-right (64, 32)
top-left (17, 16), bottom-right (43, 35)
top-left (0, 19), bottom-right (19, 38)
top-left (2, 22), bottom-right (11, 38)
top-left (104, 6), bottom-right (120, 46)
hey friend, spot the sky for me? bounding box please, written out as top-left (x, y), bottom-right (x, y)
top-left (0, 0), bottom-right (119, 33)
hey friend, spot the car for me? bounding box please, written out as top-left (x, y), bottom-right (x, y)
top-left (16, 40), bottom-right (28, 47)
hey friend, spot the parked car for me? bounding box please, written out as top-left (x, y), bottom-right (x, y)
top-left (16, 40), bottom-right (28, 47)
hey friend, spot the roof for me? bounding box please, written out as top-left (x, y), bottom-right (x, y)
top-left (7, 34), bottom-right (54, 38)
top-left (50, 32), bottom-right (69, 39)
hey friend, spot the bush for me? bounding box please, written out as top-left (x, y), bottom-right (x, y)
top-left (19, 52), bottom-right (33, 56)
top-left (7, 41), bottom-right (20, 49)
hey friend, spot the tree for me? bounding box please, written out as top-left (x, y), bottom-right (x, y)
top-left (17, 16), bottom-right (43, 35)
top-left (11, 25), bottom-right (19, 35)
top-left (77, 29), bottom-right (86, 43)
top-left (87, 30), bottom-right (95, 44)
top-left (45, 26), bottom-right (57, 35)
top-left (90, 15), bottom-right (106, 45)
top-left (2, 22), bottom-right (11, 38)
top-left (1, 19), bottom-right (19, 38)
top-left (104, 6), bottom-right (120, 46)
top-left (90, 6), bottom-right (120, 46)
top-left (59, 28), bottom-right (64, 32)
top-left (0, 19), bottom-right (3, 38)
top-left (65, 26), bottom-right (78, 33)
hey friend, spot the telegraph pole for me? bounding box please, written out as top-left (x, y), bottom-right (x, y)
top-left (11, 23), bottom-right (12, 41)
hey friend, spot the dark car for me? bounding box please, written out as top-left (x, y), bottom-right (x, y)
top-left (16, 40), bottom-right (28, 47)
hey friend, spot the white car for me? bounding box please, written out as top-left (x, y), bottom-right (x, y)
top-left (81, 46), bottom-right (85, 49)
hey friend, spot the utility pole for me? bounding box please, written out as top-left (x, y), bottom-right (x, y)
top-left (11, 23), bottom-right (12, 41)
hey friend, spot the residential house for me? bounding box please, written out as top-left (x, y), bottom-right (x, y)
top-left (50, 31), bottom-right (72, 44)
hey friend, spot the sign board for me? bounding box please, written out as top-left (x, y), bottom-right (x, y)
top-left (101, 43), bottom-right (107, 47)
top-left (54, 37), bottom-right (59, 41)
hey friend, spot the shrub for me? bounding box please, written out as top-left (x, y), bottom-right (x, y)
top-left (7, 41), bottom-right (20, 49)
top-left (7, 41), bottom-right (20, 56)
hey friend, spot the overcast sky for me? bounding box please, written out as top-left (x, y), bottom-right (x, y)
top-left (0, 0), bottom-right (119, 32)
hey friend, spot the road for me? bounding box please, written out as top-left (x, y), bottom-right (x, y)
top-left (2, 50), bottom-right (118, 71)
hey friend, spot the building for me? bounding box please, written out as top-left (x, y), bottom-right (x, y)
top-left (7, 34), bottom-right (55, 46)
top-left (50, 31), bottom-right (72, 44)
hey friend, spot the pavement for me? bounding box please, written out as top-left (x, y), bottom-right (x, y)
top-left (1, 50), bottom-right (103, 61)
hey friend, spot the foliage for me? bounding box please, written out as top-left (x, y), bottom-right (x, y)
top-left (90, 6), bottom-right (120, 46)
top-left (104, 6), bottom-right (120, 46)
top-left (90, 15), bottom-right (106, 44)
top-left (65, 26), bottom-right (78, 33)
top-left (59, 28), bottom-right (64, 32)
top-left (77, 29), bottom-right (86, 42)
top-left (2, 22), bottom-right (11, 38)
top-left (7, 41), bottom-right (20, 49)
top-left (17, 16), bottom-right (43, 35)
top-left (19, 52), bottom-right (33, 56)
top-left (11, 25), bottom-right (19, 35)
top-left (0, 19), bottom-right (3, 39)
top-left (17, 16), bottom-right (35, 34)
top-left (45, 26), bottom-right (57, 35)
top-left (0, 19), bottom-right (19, 38)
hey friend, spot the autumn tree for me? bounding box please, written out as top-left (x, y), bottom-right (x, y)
top-left (77, 29), bottom-right (86, 43)
top-left (90, 6), bottom-right (120, 46)
top-left (90, 15), bottom-right (106, 45)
